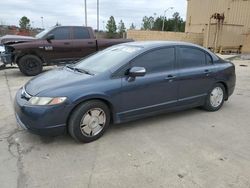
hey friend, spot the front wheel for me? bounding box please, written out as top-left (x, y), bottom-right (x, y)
top-left (203, 83), bottom-right (226, 111)
top-left (68, 100), bottom-right (110, 143)
top-left (18, 55), bottom-right (43, 76)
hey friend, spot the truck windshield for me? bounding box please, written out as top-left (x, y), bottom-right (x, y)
top-left (74, 45), bottom-right (142, 74)
top-left (35, 27), bottom-right (54, 39)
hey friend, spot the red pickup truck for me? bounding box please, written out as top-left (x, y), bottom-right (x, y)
top-left (0, 26), bottom-right (133, 76)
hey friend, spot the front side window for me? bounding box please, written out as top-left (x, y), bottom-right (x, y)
top-left (179, 47), bottom-right (206, 68)
top-left (131, 47), bottom-right (175, 74)
top-left (50, 27), bottom-right (70, 40)
top-left (73, 27), bottom-right (90, 39)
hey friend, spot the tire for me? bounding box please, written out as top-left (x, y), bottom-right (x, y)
top-left (203, 83), bottom-right (226, 111)
top-left (68, 100), bottom-right (110, 143)
top-left (18, 55), bottom-right (43, 76)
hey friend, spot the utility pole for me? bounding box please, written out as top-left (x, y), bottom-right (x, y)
top-left (97, 0), bottom-right (99, 31)
top-left (162, 7), bottom-right (173, 31)
top-left (102, 20), bottom-right (105, 31)
top-left (41, 16), bottom-right (44, 29)
top-left (84, 0), bottom-right (87, 26)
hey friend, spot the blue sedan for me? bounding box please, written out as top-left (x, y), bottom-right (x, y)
top-left (14, 41), bottom-right (236, 142)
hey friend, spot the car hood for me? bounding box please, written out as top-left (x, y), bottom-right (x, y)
top-left (0, 35), bottom-right (35, 45)
top-left (25, 67), bottom-right (93, 96)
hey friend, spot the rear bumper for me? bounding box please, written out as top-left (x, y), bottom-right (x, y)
top-left (228, 85), bottom-right (235, 98)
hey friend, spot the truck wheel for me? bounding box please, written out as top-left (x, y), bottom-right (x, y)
top-left (18, 55), bottom-right (43, 76)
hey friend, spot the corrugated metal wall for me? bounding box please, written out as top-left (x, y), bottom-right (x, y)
top-left (185, 0), bottom-right (250, 51)
top-left (204, 24), bottom-right (245, 47)
top-left (242, 34), bottom-right (250, 53)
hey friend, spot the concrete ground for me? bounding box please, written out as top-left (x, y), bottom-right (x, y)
top-left (0, 60), bottom-right (250, 188)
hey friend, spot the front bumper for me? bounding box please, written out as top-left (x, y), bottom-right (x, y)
top-left (0, 52), bottom-right (12, 64)
top-left (14, 88), bottom-right (72, 136)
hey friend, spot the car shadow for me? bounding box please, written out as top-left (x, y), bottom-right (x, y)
top-left (108, 107), bottom-right (206, 134)
top-left (30, 107), bottom-right (206, 146)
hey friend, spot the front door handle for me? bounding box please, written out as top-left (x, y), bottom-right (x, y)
top-left (64, 42), bottom-right (70, 45)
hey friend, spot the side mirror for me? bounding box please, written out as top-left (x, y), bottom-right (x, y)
top-left (46, 34), bottom-right (55, 41)
top-left (128, 67), bottom-right (146, 77)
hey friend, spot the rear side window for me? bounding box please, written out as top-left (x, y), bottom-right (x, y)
top-left (179, 47), bottom-right (206, 68)
top-left (132, 48), bottom-right (175, 74)
top-left (50, 27), bottom-right (70, 40)
top-left (73, 27), bottom-right (90, 39)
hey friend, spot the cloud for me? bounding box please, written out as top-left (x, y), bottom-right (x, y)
top-left (0, 0), bottom-right (187, 29)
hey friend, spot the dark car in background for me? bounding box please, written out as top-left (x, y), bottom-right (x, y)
top-left (14, 41), bottom-right (236, 143)
top-left (0, 26), bottom-right (132, 76)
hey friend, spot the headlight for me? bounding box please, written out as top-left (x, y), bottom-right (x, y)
top-left (0, 45), bottom-right (5, 53)
top-left (28, 97), bottom-right (67, 106)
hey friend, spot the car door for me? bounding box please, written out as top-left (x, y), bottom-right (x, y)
top-left (42, 27), bottom-right (73, 62)
top-left (118, 47), bottom-right (178, 120)
top-left (176, 46), bottom-right (216, 105)
top-left (71, 27), bottom-right (97, 59)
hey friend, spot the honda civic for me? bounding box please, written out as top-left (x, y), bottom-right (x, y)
top-left (14, 41), bottom-right (236, 142)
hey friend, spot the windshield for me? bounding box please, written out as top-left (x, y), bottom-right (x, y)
top-left (35, 27), bottom-right (54, 39)
top-left (73, 45), bottom-right (143, 74)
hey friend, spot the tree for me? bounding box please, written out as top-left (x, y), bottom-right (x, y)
top-left (129, 23), bottom-right (136, 30)
top-left (141, 12), bottom-right (185, 32)
top-left (172, 12), bottom-right (181, 31)
top-left (118, 20), bottom-right (126, 37)
top-left (141, 16), bottom-right (154, 30)
top-left (152, 16), bottom-right (164, 31)
top-left (19, 16), bottom-right (31, 30)
top-left (106, 16), bottom-right (117, 38)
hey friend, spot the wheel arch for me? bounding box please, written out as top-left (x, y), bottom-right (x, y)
top-left (216, 81), bottom-right (228, 100)
top-left (66, 97), bottom-right (115, 129)
top-left (15, 51), bottom-right (46, 65)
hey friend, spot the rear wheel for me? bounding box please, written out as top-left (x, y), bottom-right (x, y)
top-left (18, 55), bottom-right (43, 76)
top-left (68, 100), bottom-right (110, 143)
top-left (203, 83), bottom-right (225, 111)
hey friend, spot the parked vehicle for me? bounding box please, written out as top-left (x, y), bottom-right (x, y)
top-left (14, 41), bottom-right (236, 143)
top-left (0, 26), bottom-right (132, 76)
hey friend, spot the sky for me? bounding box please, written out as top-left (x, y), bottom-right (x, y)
top-left (0, 0), bottom-right (187, 30)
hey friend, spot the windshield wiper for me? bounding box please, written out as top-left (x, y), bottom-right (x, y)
top-left (74, 68), bottom-right (95, 75)
top-left (66, 65), bottom-right (74, 70)
top-left (66, 65), bottom-right (94, 75)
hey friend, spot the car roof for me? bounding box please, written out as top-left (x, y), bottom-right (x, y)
top-left (122, 41), bottom-right (219, 61)
top-left (123, 41), bottom-right (203, 49)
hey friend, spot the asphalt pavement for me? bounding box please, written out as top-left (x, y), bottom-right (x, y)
top-left (0, 60), bottom-right (250, 188)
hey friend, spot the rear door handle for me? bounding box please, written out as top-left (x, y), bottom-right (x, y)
top-left (165, 75), bottom-right (176, 82)
top-left (204, 69), bottom-right (212, 76)
top-left (64, 42), bottom-right (70, 45)
top-left (88, 42), bottom-right (94, 44)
